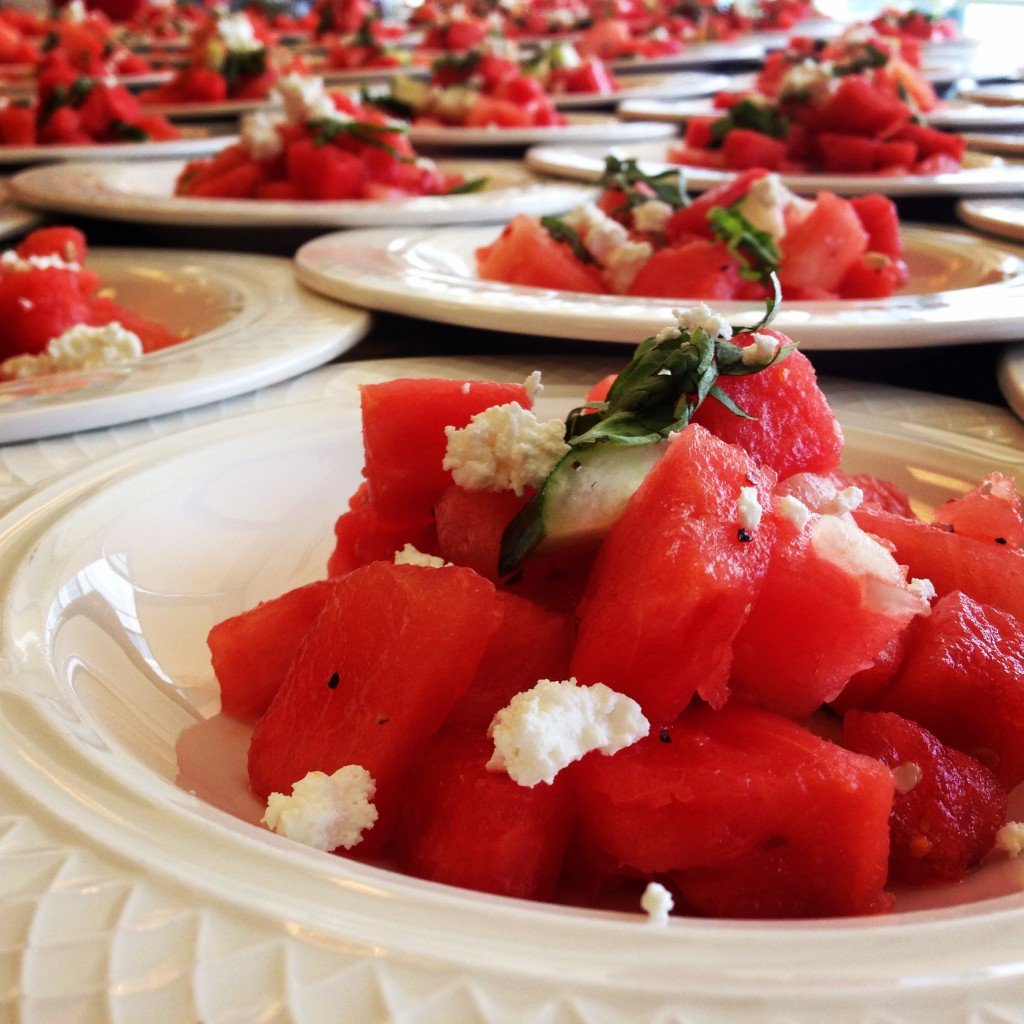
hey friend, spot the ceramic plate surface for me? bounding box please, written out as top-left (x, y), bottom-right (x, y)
top-left (140, 96), bottom-right (278, 120)
top-left (1000, 345), bottom-right (1024, 421)
top-left (964, 131), bottom-right (1024, 156)
top-left (0, 248), bottom-right (369, 443)
top-left (3, 355), bottom-right (1024, 1024)
top-left (957, 197), bottom-right (1024, 243)
top-left (0, 126), bottom-right (234, 166)
top-left (317, 63), bottom-right (430, 85)
top-left (8, 157), bottom-right (594, 227)
top-left (295, 224), bottom-right (1024, 348)
top-left (408, 114), bottom-right (676, 149)
top-left (552, 71), bottom-right (729, 109)
top-left (526, 139), bottom-right (1024, 196)
top-left (608, 41), bottom-right (765, 73)
top-left (618, 95), bottom-right (1024, 131)
top-left (959, 83), bottom-right (1024, 106)
top-left (0, 192), bottom-right (40, 240)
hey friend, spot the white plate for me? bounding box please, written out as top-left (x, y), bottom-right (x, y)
top-left (0, 193), bottom-right (40, 240)
top-left (526, 139), bottom-right (1024, 197)
top-left (295, 223), bottom-right (1024, 349)
top-left (0, 69), bottom-right (176, 97)
top-left (317, 62), bottom-right (430, 85)
top-left (608, 41), bottom-right (766, 73)
top-left (140, 96), bottom-right (278, 121)
top-left (408, 113), bottom-right (675, 149)
top-left (999, 344), bottom-right (1024, 422)
top-left (552, 71), bottom-right (730, 109)
top-left (619, 95), bottom-right (1024, 131)
top-left (8, 157), bottom-right (595, 228)
top-left (4, 355), bottom-right (1024, 1024)
top-left (964, 131), bottom-right (1024, 156)
top-left (958, 83), bottom-right (1024, 107)
top-left (0, 248), bottom-right (369, 443)
top-left (0, 126), bottom-right (234, 166)
top-left (957, 196), bottom-right (1024, 243)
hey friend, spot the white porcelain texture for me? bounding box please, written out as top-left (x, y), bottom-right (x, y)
top-left (0, 248), bottom-right (370, 443)
top-left (526, 139), bottom-right (1024, 196)
top-left (958, 197), bottom-right (1024, 243)
top-left (608, 41), bottom-right (766, 72)
top-left (0, 126), bottom-right (234, 165)
top-left (8, 158), bottom-right (595, 227)
top-left (552, 71), bottom-right (729, 110)
top-left (294, 223), bottom-right (1024, 348)
top-left (3, 356), bottom-right (1024, 1023)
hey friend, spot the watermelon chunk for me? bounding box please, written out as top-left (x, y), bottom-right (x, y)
top-left (867, 591), bottom-right (1024, 789)
top-left (248, 563), bottom-right (504, 803)
top-left (931, 473), bottom-right (1024, 548)
top-left (394, 729), bottom-right (574, 899)
top-left (572, 704), bottom-right (894, 918)
top-left (843, 711), bottom-right (1006, 885)
top-left (209, 579), bottom-right (333, 719)
top-left (570, 424), bottom-right (777, 724)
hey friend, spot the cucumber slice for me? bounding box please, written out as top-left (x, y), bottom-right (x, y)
top-left (499, 439), bottom-right (667, 576)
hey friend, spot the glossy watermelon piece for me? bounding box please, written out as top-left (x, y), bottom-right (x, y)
top-left (248, 562), bottom-right (503, 802)
top-left (476, 215), bottom-right (609, 294)
top-left (16, 226), bottom-right (87, 264)
top-left (444, 591), bottom-right (576, 731)
top-left (209, 579), bottom-right (333, 719)
top-left (843, 711), bottom-right (1006, 885)
top-left (434, 485), bottom-right (526, 581)
top-left (778, 192), bottom-right (869, 293)
top-left (625, 240), bottom-right (743, 300)
top-left (829, 471), bottom-right (914, 517)
top-left (572, 704), bottom-right (894, 918)
top-left (570, 425), bottom-right (777, 725)
top-left (828, 628), bottom-right (912, 715)
top-left (0, 268), bottom-right (90, 358)
top-left (931, 473), bottom-right (1024, 549)
top-left (360, 377), bottom-right (531, 519)
top-left (730, 506), bottom-right (929, 716)
top-left (867, 591), bottom-right (1024, 789)
top-left (849, 194), bottom-right (903, 260)
top-left (692, 339), bottom-right (844, 480)
top-left (664, 168), bottom-right (767, 243)
top-left (854, 506), bottom-right (1024, 624)
top-left (394, 729), bottom-right (574, 899)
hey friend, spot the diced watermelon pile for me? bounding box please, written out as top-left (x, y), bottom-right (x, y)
top-left (208, 327), bottom-right (1024, 921)
top-left (0, 226), bottom-right (183, 372)
top-left (476, 169), bottom-right (909, 302)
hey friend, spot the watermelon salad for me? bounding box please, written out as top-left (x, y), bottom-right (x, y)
top-left (520, 40), bottom-right (619, 98)
top-left (37, 12), bottom-right (154, 79)
top-left (0, 226), bottom-right (183, 382)
top-left (477, 158), bottom-right (908, 300)
top-left (174, 74), bottom-right (472, 199)
top-left (365, 46), bottom-right (567, 129)
top-left (322, 17), bottom-right (413, 71)
top-left (870, 6), bottom-right (960, 44)
top-left (672, 28), bottom-right (966, 175)
top-left (206, 295), bottom-right (1024, 921)
top-left (138, 11), bottom-right (278, 104)
top-left (0, 70), bottom-right (180, 146)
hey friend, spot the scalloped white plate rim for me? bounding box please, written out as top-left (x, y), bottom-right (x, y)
top-left (4, 359), bottom-right (1024, 1024)
top-left (999, 344), bottom-right (1024, 423)
top-left (0, 127), bottom-right (234, 165)
top-left (0, 247), bottom-right (370, 443)
top-left (957, 197), bottom-right (1024, 243)
top-left (293, 223), bottom-right (1024, 349)
top-left (525, 139), bottom-right (1024, 196)
top-left (407, 114), bottom-right (676, 148)
top-left (7, 157), bottom-right (595, 227)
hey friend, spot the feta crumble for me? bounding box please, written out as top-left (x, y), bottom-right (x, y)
top-left (394, 544), bottom-right (451, 568)
top-left (217, 11), bottom-right (263, 52)
top-left (739, 331), bottom-right (778, 368)
top-left (487, 677), bottom-right (650, 787)
top-left (3, 321), bottom-right (145, 379)
top-left (891, 761), bottom-right (922, 794)
top-left (996, 822), bottom-right (1024, 857)
top-left (561, 202), bottom-right (651, 291)
top-left (0, 249), bottom-right (81, 273)
top-left (778, 58), bottom-right (837, 101)
top-left (737, 486), bottom-right (763, 533)
top-left (675, 303), bottom-right (734, 341)
top-left (240, 110), bottom-right (283, 160)
top-left (61, 0), bottom-right (88, 23)
top-left (263, 765), bottom-right (378, 851)
top-left (602, 238), bottom-right (653, 293)
top-left (523, 369), bottom-right (543, 403)
top-left (733, 173), bottom-right (802, 242)
top-left (443, 402), bottom-right (569, 496)
top-left (908, 577), bottom-right (937, 604)
top-left (777, 494), bottom-right (812, 532)
top-left (825, 485), bottom-right (864, 517)
top-left (275, 73), bottom-right (338, 124)
top-left (632, 199), bottom-right (674, 234)
top-left (641, 881), bottom-right (674, 925)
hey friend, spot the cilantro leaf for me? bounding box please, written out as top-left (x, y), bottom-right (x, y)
top-left (447, 176), bottom-right (488, 194)
top-left (707, 204), bottom-right (780, 283)
top-left (709, 98), bottom-right (789, 148)
top-left (540, 215), bottom-right (596, 264)
top-left (599, 154), bottom-right (689, 211)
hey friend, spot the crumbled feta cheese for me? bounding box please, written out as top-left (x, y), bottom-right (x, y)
top-left (274, 73), bottom-right (338, 124)
top-left (640, 881), bottom-right (674, 925)
top-left (460, 381), bottom-right (471, 395)
top-left (826, 485), bottom-right (864, 517)
top-left (217, 11), bottom-right (263, 52)
top-left (443, 402), bottom-right (569, 496)
top-left (777, 494), bottom-right (812, 532)
top-left (908, 577), bottom-right (937, 604)
top-left (61, 0), bottom-right (88, 23)
top-left (891, 761), bottom-right (922, 794)
top-left (739, 331), bottom-right (778, 367)
top-left (996, 822), bottom-right (1024, 857)
top-left (0, 249), bottom-right (80, 273)
top-left (487, 677), bottom-right (650, 787)
top-left (602, 238), bottom-right (653, 292)
top-left (394, 543), bottom-right (451, 568)
top-left (1, 352), bottom-right (55, 379)
top-left (240, 110), bottom-right (283, 161)
top-left (778, 58), bottom-right (837, 101)
top-left (674, 303), bottom-right (733, 341)
top-left (523, 369), bottom-right (543, 403)
top-left (563, 202), bottom-right (629, 263)
top-left (737, 486), bottom-right (763, 533)
top-left (632, 199), bottom-right (674, 234)
top-left (11, 322), bottom-right (144, 377)
top-left (734, 173), bottom-right (809, 241)
top-left (840, 23), bottom-right (876, 46)
top-left (263, 765), bottom-right (378, 851)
